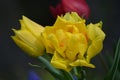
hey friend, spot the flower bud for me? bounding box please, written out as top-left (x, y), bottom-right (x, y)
top-left (49, 0), bottom-right (90, 19)
top-left (11, 16), bottom-right (45, 57)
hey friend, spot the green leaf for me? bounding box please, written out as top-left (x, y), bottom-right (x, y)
top-left (104, 38), bottom-right (120, 80)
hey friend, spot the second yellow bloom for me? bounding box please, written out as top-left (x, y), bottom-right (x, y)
top-left (11, 16), bottom-right (45, 57)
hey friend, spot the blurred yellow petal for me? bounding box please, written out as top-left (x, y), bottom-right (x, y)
top-left (54, 13), bottom-right (87, 33)
top-left (47, 34), bottom-right (59, 52)
top-left (70, 12), bottom-right (83, 21)
top-left (11, 16), bottom-right (45, 57)
top-left (87, 23), bottom-right (105, 40)
top-left (55, 29), bottom-right (67, 53)
top-left (47, 33), bottom-right (66, 58)
top-left (51, 51), bottom-right (72, 72)
top-left (65, 33), bottom-right (87, 61)
top-left (94, 21), bottom-right (103, 29)
top-left (11, 36), bottom-right (40, 57)
top-left (41, 27), bottom-right (55, 54)
top-left (87, 39), bottom-right (103, 62)
top-left (22, 16), bottom-right (44, 37)
top-left (12, 29), bottom-right (36, 47)
top-left (63, 12), bottom-right (75, 22)
top-left (86, 23), bottom-right (105, 62)
top-left (70, 59), bottom-right (95, 68)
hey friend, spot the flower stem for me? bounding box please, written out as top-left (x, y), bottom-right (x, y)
top-left (73, 67), bottom-right (86, 80)
top-left (37, 56), bottom-right (65, 80)
top-left (37, 56), bottom-right (75, 80)
top-left (62, 70), bottom-right (74, 80)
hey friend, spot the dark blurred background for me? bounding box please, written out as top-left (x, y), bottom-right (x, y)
top-left (0, 0), bottom-right (120, 80)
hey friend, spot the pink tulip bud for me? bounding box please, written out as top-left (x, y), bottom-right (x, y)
top-left (49, 0), bottom-right (90, 19)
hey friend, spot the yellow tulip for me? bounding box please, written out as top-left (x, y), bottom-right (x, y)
top-left (11, 16), bottom-right (45, 57)
top-left (42, 12), bottom-right (105, 72)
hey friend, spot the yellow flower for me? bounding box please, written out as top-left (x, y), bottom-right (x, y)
top-left (42, 12), bottom-right (105, 72)
top-left (11, 16), bottom-right (45, 57)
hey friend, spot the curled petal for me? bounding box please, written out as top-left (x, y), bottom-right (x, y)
top-left (51, 51), bottom-right (72, 72)
top-left (86, 23), bottom-right (105, 62)
top-left (54, 13), bottom-right (87, 33)
top-left (65, 33), bottom-right (87, 61)
top-left (70, 59), bottom-right (95, 68)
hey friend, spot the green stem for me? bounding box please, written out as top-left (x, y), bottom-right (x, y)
top-left (62, 70), bottom-right (74, 80)
top-left (73, 67), bottom-right (86, 80)
top-left (37, 56), bottom-right (75, 80)
top-left (37, 56), bottom-right (65, 80)
top-left (73, 67), bottom-right (78, 76)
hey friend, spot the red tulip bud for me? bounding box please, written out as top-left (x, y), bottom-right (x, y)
top-left (49, 0), bottom-right (90, 19)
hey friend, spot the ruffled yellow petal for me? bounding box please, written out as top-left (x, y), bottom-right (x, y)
top-left (86, 23), bottom-right (105, 62)
top-left (62, 12), bottom-right (83, 22)
top-left (41, 27), bottom-right (55, 54)
top-left (65, 33), bottom-right (87, 61)
top-left (63, 12), bottom-right (76, 22)
top-left (62, 12), bottom-right (87, 33)
top-left (70, 59), bottom-right (95, 68)
top-left (51, 51), bottom-right (72, 72)
top-left (47, 33), bottom-right (67, 58)
top-left (55, 29), bottom-right (67, 54)
top-left (54, 13), bottom-right (87, 33)
top-left (70, 12), bottom-right (83, 21)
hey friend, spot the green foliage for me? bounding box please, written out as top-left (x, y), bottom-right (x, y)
top-left (104, 38), bottom-right (120, 80)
